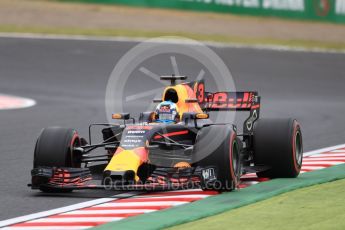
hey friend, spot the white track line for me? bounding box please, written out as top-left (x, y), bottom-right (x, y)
top-left (303, 157), bottom-right (345, 161)
top-left (28, 217), bottom-right (123, 223)
top-left (301, 166), bottom-right (326, 170)
top-left (303, 144), bottom-right (345, 156)
top-left (302, 161), bottom-right (343, 165)
top-left (0, 32), bottom-right (344, 54)
top-left (0, 192), bottom-right (138, 228)
top-left (0, 94), bottom-right (36, 110)
top-left (241, 181), bottom-right (259, 185)
top-left (64, 209), bottom-right (156, 215)
top-left (330, 150), bottom-right (345, 153)
top-left (308, 153), bottom-right (345, 157)
top-left (96, 201), bottom-right (188, 207)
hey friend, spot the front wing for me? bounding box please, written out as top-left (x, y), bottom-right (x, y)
top-left (29, 166), bottom-right (219, 191)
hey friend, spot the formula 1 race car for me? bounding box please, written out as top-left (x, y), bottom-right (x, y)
top-left (30, 75), bottom-right (303, 192)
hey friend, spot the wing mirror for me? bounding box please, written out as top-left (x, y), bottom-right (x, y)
top-left (112, 113), bottom-right (130, 120)
top-left (112, 113), bottom-right (135, 125)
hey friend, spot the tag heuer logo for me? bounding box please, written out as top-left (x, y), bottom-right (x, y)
top-left (202, 168), bottom-right (216, 180)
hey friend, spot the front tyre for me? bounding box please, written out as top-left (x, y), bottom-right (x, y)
top-left (33, 127), bottom-right (82, 192)
top-left (254, 119), bottom-right (303, 178)
top-left (193, 125), bottom-right (241, 191)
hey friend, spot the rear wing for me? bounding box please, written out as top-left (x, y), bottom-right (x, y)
top-left (202, 91), bottom-right (260, 111)
top-left (201, 91), bottom-right (260, 134)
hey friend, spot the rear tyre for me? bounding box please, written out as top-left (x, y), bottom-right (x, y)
top-left (34, 127), bottom-right (82, 192)
top-left (193, 125), bottom-right (241, 191)
top-left (253, 118), bottom-right (303, 178)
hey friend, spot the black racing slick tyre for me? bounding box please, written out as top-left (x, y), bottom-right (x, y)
top-left (253, 119), bottom-right (303, 178)
top-left (34, 127), bottom-right (82, 192)
top-left (193, 125), bottom-right (241, 191)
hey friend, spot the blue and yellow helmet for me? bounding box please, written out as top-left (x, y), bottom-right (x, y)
top-left (155, 101), bottom-right (179, 123)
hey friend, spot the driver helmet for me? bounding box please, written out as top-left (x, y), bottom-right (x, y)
top-left (155, 101), bottom-right (179, 123)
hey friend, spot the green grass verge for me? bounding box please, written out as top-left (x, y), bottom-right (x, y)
top-left (169, 178), bottom-right (345, 230)
top-left (1, 25), bottom-right (345, 51)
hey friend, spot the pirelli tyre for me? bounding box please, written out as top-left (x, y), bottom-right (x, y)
top-left (193, 125), bottom-right (241, 191)
top-left (34, 127), bottom-right (82, 192)
top-left (253, 118), bottom-right (303, 178)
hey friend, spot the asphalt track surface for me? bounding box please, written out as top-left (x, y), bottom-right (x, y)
top-left (0, 37), bottom-right (345, 221)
